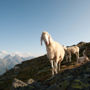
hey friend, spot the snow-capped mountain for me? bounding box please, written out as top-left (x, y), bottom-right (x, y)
top-left (0, 51), bottom-right (34, 75)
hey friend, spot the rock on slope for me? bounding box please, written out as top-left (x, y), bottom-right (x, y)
top-left (0, 42), bottom-right (90, 90)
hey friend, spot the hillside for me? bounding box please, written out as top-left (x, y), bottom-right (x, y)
top-left (0, 42), bottom-right (90, 90)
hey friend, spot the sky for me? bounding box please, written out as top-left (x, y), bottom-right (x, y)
top-left (0, 0), bottom-right (90, 56)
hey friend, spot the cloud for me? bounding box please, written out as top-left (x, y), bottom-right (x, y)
top-left (0, 51), bottom-right (33, 59)
top-left (0, 50), bottom-right (8, 54)
top-left (11, 51), bottom-right (32, 57)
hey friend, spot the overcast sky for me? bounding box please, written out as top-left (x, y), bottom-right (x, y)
top-left (0, 0), bottom-right (90, 56)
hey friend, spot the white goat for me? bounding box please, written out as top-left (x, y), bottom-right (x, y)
top-left (41, 32), bottom-right (65, 76)
top-left (64, 46), bottom-right (79, 63)
top-left (78, 50), bottom-right (89, 64)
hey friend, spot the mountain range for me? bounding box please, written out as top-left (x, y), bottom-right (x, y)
top-left (0, 51), bottom-right (34, 75)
